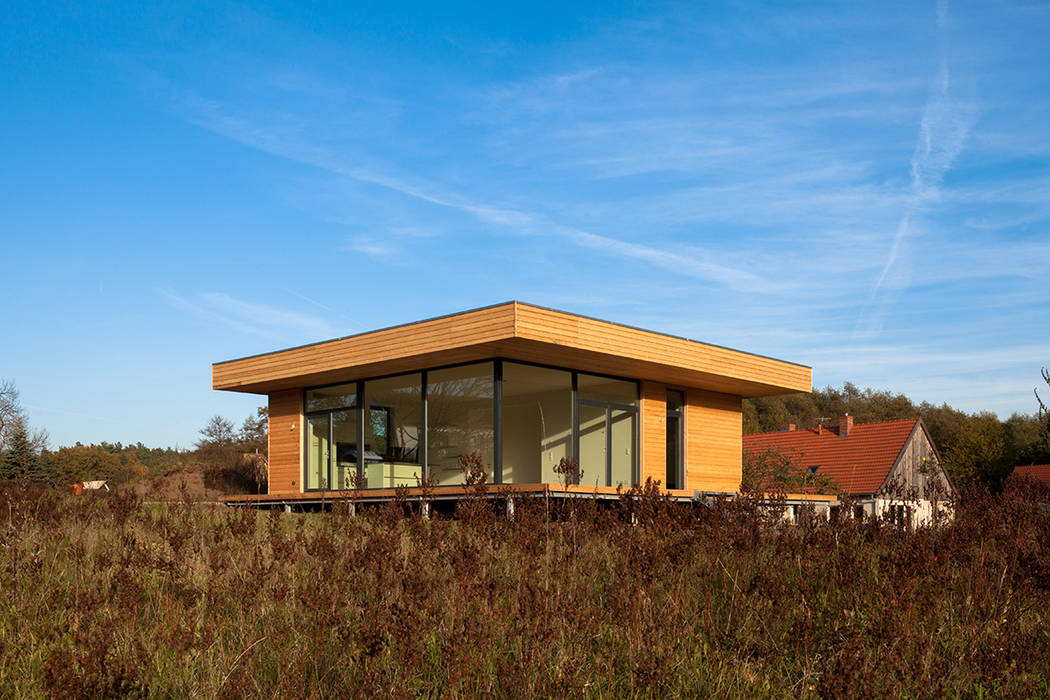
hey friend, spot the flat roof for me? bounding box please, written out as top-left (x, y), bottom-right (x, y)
top-left (212, 301), bottom-right (812, 397)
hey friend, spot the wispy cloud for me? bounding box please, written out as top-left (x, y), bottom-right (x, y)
top-left (856, 0), bottom-right (979, 336)
top-left (564, 228), bottom-right (779, 293)
top-left (342, 235), bottom-right (399, 257)
top-left (164, 84), bottom-right (535, 228)
top-left (156, 78), bottom-right (797, 292)
top-left (132, 1), bottom-right (1043, 419)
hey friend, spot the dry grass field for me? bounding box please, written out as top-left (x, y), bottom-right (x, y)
top-left (2, 480), bottom-right (1049, 698)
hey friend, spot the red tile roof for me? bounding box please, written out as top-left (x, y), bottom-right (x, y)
top-left (1012, 465), bottom-right (1050, 486)
top-left (743, 418), bottom-right (920, 495)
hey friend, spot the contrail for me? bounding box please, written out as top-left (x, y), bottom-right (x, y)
top-left (857, 0), bottom-right (976, 334)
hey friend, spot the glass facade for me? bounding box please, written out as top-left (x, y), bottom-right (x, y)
top-left (577, 402), bottom-right (607, 487)
top-left (301, 362), bottom-right (640, 490)
top-left (363, 373), bottom-right (422, 488)
top-left (577, 373), bottom-right (638, 406)
top-left (666, 390), bottom-right (684, 490)
top-left (501, 363), bottom-right (572, 484)
top-left (577, 403), bottom-right (637, 488)
top-left (609, 408), bottom-right (635, 487)
top-left (305, 382), bottom-right (356, 412)
top-left (331, 409), bottom-right (357, 490)
top-left (305, 414), bottom-right (330, 490)
top-left (578, 372), bottom-right (638, 488)
top-left (427, 362), bottom-right (494, 485)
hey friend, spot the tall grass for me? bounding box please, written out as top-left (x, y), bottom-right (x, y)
top-left (1, 479), bottom-right (1049, 697)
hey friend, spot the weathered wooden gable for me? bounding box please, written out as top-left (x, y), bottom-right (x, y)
top-left (880, 420), bottom-right (954, 500)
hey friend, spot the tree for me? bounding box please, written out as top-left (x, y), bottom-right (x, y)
top-left (1, 418), bottom-right (35, 480)
top-left (196, 415), bottom-right (236, 450)
top-left (941, 413), bottom-right (1009, 488)
top-left (741, 447), bottom-right (843, 497)
top-left (1036, 367), bottom-right (1050, 452)
top-left (238, 406), bottom-right (268, 454)
top-left (1003, 412), bottom-right (1050, 467)
top-left (47, 443), bottom-right (132, 484)
top-left (0, 379), bottom-right (22, 451)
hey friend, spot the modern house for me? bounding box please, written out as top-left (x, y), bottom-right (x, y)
top-left (743, 416), bottom-right (955, 526)
top-left (213, 302), bottom-right (811, 507)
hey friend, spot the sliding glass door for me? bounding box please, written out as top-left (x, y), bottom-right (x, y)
top-left (306, 409), bottom-right (358, 490)
top-left (576, 400), bottom-right (637, 488)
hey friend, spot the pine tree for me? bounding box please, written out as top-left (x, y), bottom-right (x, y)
top-left (0, 420), bottom-right (34, 480)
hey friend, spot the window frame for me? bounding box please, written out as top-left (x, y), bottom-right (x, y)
top-left (301, 357), bottom-right (641, 491)
top-left (665, 389), bottom-right (685, 490)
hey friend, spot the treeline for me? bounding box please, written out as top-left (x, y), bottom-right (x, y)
top-left (744, 381), bottom-right (1050, 489)
top-left (1, 377), bottom-right (268, 489)
top-left (39, 442), bottom-right (184, 486)
top-left (5, 436), bottom-right (187, 487)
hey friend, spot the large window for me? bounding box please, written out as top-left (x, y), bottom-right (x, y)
top-left (331, 409), bottom-right (358, 490)
top-left (305, 414), bottom-right (330, 490)
top-left (501, 363), bottom-right (572, 484)
top-left (577, 403), bottom-right (637, 488)
top-left (306, 382), bottom-right (356, 412)
top-left (577, 372), bottom-right (638, 488)
top-left (578, 374), bottom-right (638, 405)
top-left (306, 408), bottom-right (357, 490)
top-left (363, 373), bottom-right (422, 488)
top-left (427, 362), bottom-right (494, 485)
top-left (302, 362), bottom-right (640, 491)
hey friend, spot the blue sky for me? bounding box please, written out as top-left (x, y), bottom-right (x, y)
top-left (2, 0), bottom-right (1048, 449)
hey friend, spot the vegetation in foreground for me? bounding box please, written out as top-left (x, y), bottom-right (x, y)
top-left (2, 479), bottom-right (1050, 698)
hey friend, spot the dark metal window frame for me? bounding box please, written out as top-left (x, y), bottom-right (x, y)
top-left (575, 397), bottom-right (639, 488)
top-left (302, 357), bottom-right (640, 492)
top-left (666, 389), bottom-right (685, 490)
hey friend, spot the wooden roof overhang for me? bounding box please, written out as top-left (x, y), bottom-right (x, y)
top-left (212, 301), bottom-right (812, 397)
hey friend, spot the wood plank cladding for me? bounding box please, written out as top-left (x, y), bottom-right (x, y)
top-left (685, 388), bottom-right (742, 493)
top-left (213, 301), bottom-right (811, 398)
top-left (639, 381), bottom-right (666, 487)
top-left (213, 304), bottom-right (516, 393)
top-left (513, 305), bottom-right (809, 396)
top-left (268, 390), bottom-right (302, 495)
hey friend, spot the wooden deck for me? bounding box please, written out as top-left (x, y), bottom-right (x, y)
top-left (221, 482), bottom-right (701, 507)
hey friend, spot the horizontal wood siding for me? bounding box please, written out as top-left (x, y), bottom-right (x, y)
top-left (515, 304), bottom-right (810, 395)
top-left (268, 390), bottom-right (302, 495)
top-left (685, 389), bottom-right (742, 493)
top-left (214, 305), bottom-right (517, 391)
top-left (640, 381), bottom-right (666, 487)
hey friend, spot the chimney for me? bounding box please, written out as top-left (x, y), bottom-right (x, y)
top-left (839, 414), bottom-right (854, 437)
top-left (817, 424), bottom-right (824, 436)
top-left (780, 423), bottom-right (796, 432)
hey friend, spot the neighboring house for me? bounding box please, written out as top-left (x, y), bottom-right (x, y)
top-left (1011, 464), bottom-right (1050, 487)
top-left (212, 301), bottom-right (811, 507)
top-left (68, 480), bottom-right (110, 496)
top-left (743, 416), bottom-right (955, 527)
